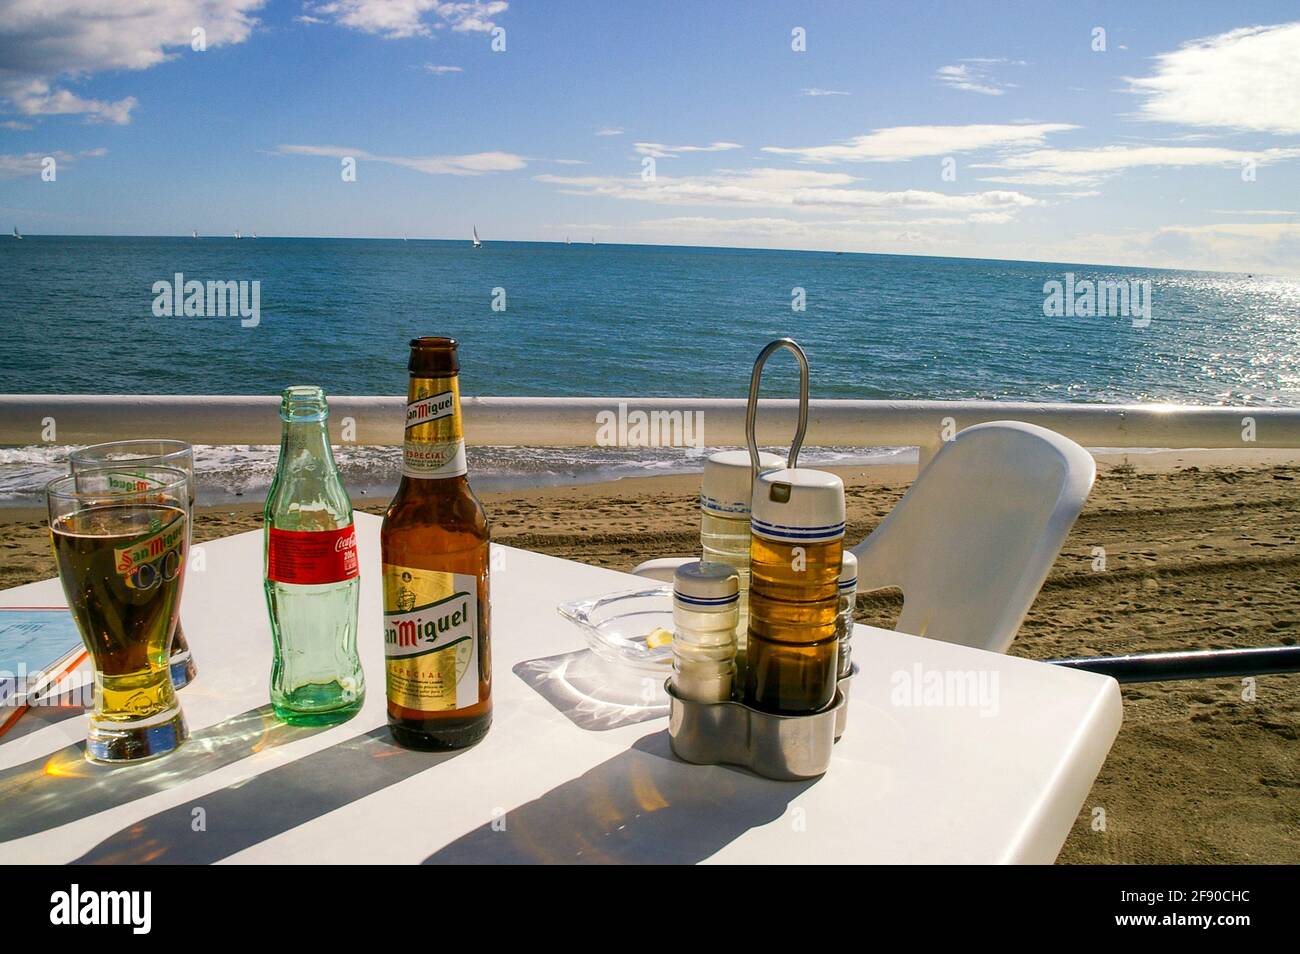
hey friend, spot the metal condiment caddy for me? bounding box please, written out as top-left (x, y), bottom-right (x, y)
top-left (667, 338), bottom-right (857, 781)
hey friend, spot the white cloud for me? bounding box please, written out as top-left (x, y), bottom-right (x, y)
top-left (762, 122), bottom-right (1077, 163)
top-left (0, 147), bottom-right (106, 179)
top-left (974, 169), bottom-right (1100, 187)
top-left (304, 1), bottom-right (507, 39)
top-left (1041, 222), bottom-right (1300, 276)
top-left (934, 58), bottom-right (1025, 95)
top-left (6, 81), bottom-right (136, 125)
top-left (276, 143), bottom-right (526, 175)
top-left (632, 216), bottom-right (820, 236)
top-left (1209, 209), bottom-right (1298, 216)
top-left (571, 215), bottom-right (1300, 271)
top-left (535, 167), bottom-right (1040, 218)
top-left (934, 65), bottom-right (1001, 95)
top-left (633, 141), bottom-right (743, 159)
top-left (0, 0), bottom-right (263, 123)
top-left (423, 64), bottom-right (463, 74)
top-left (595, 126), bottom-right (624, 136)
top-left (615, 215), bottom-right (969, 253)
top-left (802, 88), bottom-right (849, 97)
top-left (978, 144), bottom-right (1300, 186)
top-left (1128, 22), bottom-right (1300, 134)
top-left (795, 187), bottom-right (1038, 213)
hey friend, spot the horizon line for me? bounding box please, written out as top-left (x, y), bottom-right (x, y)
top-left (4, 232), bottom-right (1284, 279)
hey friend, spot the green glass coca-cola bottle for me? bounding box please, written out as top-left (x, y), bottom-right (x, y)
top-left (263, 385), bottom-right (365, 725)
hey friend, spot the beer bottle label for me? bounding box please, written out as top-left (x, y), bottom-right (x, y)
top-left (382, 563), bottom-right (479, 711)
top-left (267, 524), bottom-right (359, 585)
top-left (402, 375), bottom-right (468, 479)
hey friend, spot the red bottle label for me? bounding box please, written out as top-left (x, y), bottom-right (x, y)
top-left (267, 525), bottom-right (359, 585)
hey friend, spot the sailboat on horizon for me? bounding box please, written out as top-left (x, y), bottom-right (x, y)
top-left (234, 229), bottom-right (242, 240)
top-left (472, 225), bottom-right (482, 249)
top-left (192, 229), bottom-right (198, 239)
top-left (12, 225), bottom-right (21, 240)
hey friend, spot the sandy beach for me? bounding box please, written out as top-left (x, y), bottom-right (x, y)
top-left (3, 448), bottom-right (1298, 864)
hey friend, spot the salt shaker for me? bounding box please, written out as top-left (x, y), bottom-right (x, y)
top-left (672, 561), bottom-right (740, 703)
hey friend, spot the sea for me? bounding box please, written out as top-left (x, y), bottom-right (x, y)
top-left (2, 236), bottom-right (1297, 506)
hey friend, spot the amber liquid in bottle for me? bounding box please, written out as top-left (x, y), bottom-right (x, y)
top-left (381, 337), bottom-right (492, 749)
top-left (745, 534), bottom-right (842, 713)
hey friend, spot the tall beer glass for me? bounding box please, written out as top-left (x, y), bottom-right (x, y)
top-left (47, 466), bottom-right (191, 763)
top-left (69, 440), bottom-right (198, 689)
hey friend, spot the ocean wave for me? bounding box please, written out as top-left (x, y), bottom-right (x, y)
top-left (0, 443), bottom-right (916, 506)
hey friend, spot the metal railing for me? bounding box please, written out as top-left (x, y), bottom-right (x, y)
top-left (1, 396), bottom-right (1297, 467)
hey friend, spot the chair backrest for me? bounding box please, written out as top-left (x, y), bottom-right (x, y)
top-left (851, 421), bottom-right (1094, 653)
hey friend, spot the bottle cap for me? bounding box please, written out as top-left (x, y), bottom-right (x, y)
top-left (751, 468), bottom-right (846, 544)
top-left (838, 550), bottom-right (858, 592)
top-left (673, 560), bottom-right (740, 612)
top-left (409, 337), bottom-right (459, 375)
top-left (700, 449), bottom-right (785, 516)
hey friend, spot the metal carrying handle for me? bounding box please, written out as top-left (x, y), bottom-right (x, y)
top-left (745, 338), bottom-right (810, 484)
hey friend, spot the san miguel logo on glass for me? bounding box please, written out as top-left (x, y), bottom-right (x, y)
top-left (383, 568), bottom-right (479, 711)
top-left (402, 377), bottom-right (467, 479)
top-left (113, 517), bottom-right (185, 589)
top-left (406, 390), bottom-right (455, 428)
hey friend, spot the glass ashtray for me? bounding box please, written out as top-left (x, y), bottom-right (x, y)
top-left (557, 586), bottom-right (674, 672)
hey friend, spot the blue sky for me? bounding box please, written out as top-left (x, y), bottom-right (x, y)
top-left (2, 1), bottom-right (1298, 273)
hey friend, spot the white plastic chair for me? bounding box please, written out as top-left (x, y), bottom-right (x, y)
top-left (630, 556), bottom-right (692, 582)
top-left (852, 421), bottom-right (1094, 653)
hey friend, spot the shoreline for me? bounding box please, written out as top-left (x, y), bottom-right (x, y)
top-left (3, 447), bottom-right (1299, 522)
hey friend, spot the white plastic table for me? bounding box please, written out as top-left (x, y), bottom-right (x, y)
top-left (0, 513), bottom-right (1121, 864)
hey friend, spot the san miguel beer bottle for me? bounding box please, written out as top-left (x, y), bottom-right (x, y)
top-left (381, 337), bottom-right (492, 749)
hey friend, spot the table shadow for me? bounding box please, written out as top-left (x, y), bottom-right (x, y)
top-left (73, 726), bottom-right (460, 864)
top-left (0, 705), bottom-right (324, 843)
top-left (513, 649), bottom-right (669, 731)
top-left (423, 731), bottom-right (813, 864)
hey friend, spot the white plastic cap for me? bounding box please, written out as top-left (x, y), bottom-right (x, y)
top-left (700, 449), bottom-right (785, 516)
top-left (838, 550), bottom-right (858, 590)
top-left (751, 468), bottom-right (846, 544)
top-left (673, 560), bottom-right (740, 612)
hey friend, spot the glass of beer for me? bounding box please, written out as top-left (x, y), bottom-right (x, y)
top-left (69, 440), bottom-right (198, 689)
top-left (47, 465), bottom-right (191, 763)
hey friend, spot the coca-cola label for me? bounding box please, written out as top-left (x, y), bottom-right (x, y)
top-left (267, 524), bottom-right (359, 585)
